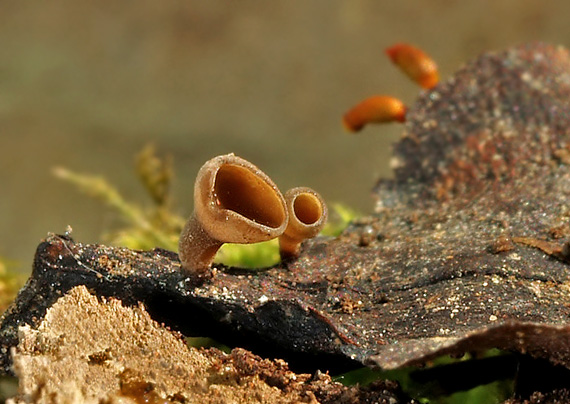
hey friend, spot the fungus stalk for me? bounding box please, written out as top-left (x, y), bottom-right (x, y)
top-left (179, 154), bottom-right (288, 275)
top-left (279, 187), bottom-right (328, 259)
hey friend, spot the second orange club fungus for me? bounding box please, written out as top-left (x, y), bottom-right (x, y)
top-left (342, 95), bottom-right (407, 132)
top-left (385, 43), bottom-right (439, 89)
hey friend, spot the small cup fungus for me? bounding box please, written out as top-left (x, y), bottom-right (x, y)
top-left (178, 153), bottom-right (288, 275)
top-left (279, 187), bottom-right (328, 259)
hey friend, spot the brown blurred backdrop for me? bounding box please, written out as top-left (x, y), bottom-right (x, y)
top-left (1, 1), bottom-right (570, 272)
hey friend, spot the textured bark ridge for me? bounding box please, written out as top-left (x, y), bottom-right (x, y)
top-left (2, 43), bottom-right (570, 393)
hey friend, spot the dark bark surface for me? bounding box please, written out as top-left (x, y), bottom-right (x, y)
top-left (2, 42), bottom-right (570, 393)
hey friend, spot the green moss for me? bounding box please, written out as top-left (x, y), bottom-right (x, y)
top-left (0, 258), bottom-right (26, 315)
top-left (215, 239), bottom-right (280, 268)
top-left (335, 350), bottom-right (514, 403)
top-left (186, 337), bottom-right (231, 353)
top-left (52, 145), bottom-right (182, 252)
top-left (322, 203), bottom-right (360, 237)
top-left (438, 380), bottom-right (514, 404)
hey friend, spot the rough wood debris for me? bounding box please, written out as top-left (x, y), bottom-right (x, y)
top-left (2, 42), bottom-right (570, 401)
top-left (7, 285), bottom-right (410, 403)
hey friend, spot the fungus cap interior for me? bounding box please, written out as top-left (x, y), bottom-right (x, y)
top-left (293, 193), bottom-right (322, 225)
top-left (214, 164), bottom-right (285, 228)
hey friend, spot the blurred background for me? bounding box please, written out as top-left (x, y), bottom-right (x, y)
top-left (1, 0), bottom-right (570, 273)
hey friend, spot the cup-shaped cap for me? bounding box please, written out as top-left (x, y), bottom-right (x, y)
top-left (194, 153), bottom-right (288, 243)
top-left (280, 187), bottom-right (327, 258)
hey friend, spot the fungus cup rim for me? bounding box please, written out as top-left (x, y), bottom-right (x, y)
top-left (194, 153), bottom-right (288, 244)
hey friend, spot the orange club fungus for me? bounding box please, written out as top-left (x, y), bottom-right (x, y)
top-left (385, 42), bottom-right (440, 89)
top-left (342, 95), bottom-right (407, 133)
top-left (342, 42), bottom-right (439, 132)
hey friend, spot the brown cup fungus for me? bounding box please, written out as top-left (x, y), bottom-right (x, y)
top-left (279, 187), bottom-right (328, 259)
top-left (179, 153), bottom-right (288, 275)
